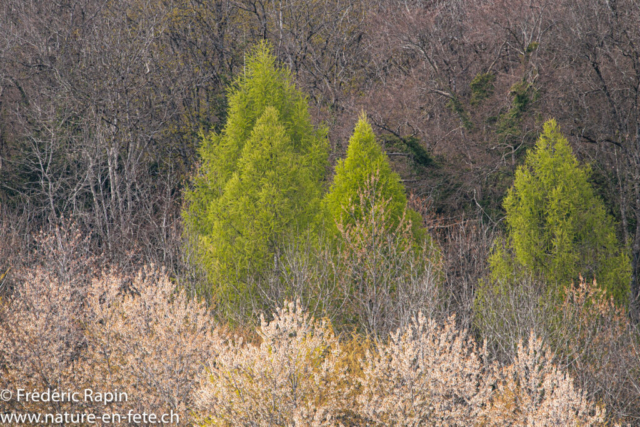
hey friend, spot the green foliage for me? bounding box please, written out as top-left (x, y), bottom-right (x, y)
top-left (184, 42), bottom-right (329, 313)
top-left (402, 136), bottom-right (433, 168)
top-left (470, 73), bottom-right (496, 106)
top-left (509, 80), bottom-right (536, 114)
top-left (489, 120), bottom-right (631, 304)
top-left (379, 134), bottom-right (434, 169)
top-left (328, 178), bottom-right (442, 336)
top-left (325, 115), bottom-right (426, 242)
top-left (446, 96), bottom-right (474, 131)
top-left (495, 80), bottom-right (537, 145)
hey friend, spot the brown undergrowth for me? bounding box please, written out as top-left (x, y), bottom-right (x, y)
top-left (0, 226), bottom-right (635, 425)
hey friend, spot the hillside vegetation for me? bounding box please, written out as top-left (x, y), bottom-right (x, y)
top-left (1, 0), bottom-right (640, 424)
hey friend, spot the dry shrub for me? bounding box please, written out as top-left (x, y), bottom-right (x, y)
top-left (195, 302), bottom-right (348, 426)
top-left (435, 216), bottom-right (497, 331)
top-left (474, 274), bottom-right (553, 362)
top-left (327, 182), bottom-right (443, 338)
top-left (556, 279), bottom-right (640, 423)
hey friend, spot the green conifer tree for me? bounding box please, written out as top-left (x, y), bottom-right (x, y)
top-left (325, 114), bottom-right (425, 242)
top-left (183, 42), bottom-right (328, 313)
top-left (323, 115), bottom-right (440, 333)
top-left (489, 119), bottom-right (630, 304)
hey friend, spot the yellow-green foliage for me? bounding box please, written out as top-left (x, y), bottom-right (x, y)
top-left (325, 114), bottom-right (426, 243)
top-left (489, 119), bottom-right (630, 304)
top-left (328, 179), bottom-right (443, 336)
top-left (184, 42), bottom-right (329, 313)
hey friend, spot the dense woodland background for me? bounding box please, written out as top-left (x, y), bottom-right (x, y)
top-left (2, 0), bottom-right (639, 296)
top-left (1, 0), bottom-right (640, 424)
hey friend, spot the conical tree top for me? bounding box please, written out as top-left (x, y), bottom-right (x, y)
top-left (491, 119), bottom-right (630, 304)
top-left (196, 41), bottom-right (326, 195)
top-left (326, 114), bottom-right (426, 243)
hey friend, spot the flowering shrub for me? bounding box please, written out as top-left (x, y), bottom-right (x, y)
top-left (85, 267), bottom-right (221, 420)
top-left (195, 303), bottom-right (608, 426)
top-left (0, 266), bottom-right (89, 415)
top-left (486, 332), bottom-right (606, 425)
top-left (195, 302), bottom-right (348, 426)
top-left (357, 314), bottom-right (492, 425)
top-left (0, 226), bottom-right (626, 425)
top-left (0, 226), bottom-right (98, 415)
top-left (0, 228), bottom-right (220, 423)
top-left (475, 273), bottom-right (640, 422)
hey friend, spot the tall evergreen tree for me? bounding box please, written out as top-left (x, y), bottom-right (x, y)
top-left (489, 120), bottom-right (630, 304)
top-left (183, 42), bottom-right (328, 313)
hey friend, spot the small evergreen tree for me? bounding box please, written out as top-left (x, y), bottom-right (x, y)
top-left (489, 119), bottom-right (630, 304)
top-left (325, 114), bottom-right (425, 242)
top-left (322, 116), bottom-right (441, 333)
top-left (183, 42), bottom-right (328, 314)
